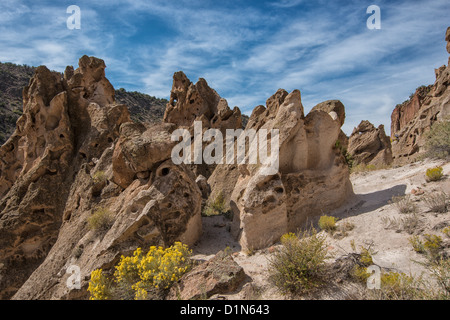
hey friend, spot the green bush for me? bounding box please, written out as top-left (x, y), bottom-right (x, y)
top-left (350, 242), bottom-right (376, 284)
top-left (318, 215), bottom-right (338, 233)
top-left (425, 120), bottom-right (450, 159)
top-left (423, 234), bottom-right (443, 260)
top-left (375, 271), bottom-right (419, 300)
top-left (87, 207), bottom-right (114, 233)
top-left (92, 170), bottom-right (107, 184)
top-left (335, 140), bottom-right (354, 169)
top-left (409, 235), bottom-right (425, 254)
top-left (409, 234), bottom-right (443, 261)
top-left (442, 227), bottom-right (450, 238)
top-left (268, 230), bottom-right (329, 295)
top-left (426, 167), bottom-right (444, 182)
top-left (202, 191), bottom-right (228, 216)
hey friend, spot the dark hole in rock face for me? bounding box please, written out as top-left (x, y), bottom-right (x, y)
top-left (161, 167), bottom-right (170, 176)
top-left (275, 187), bottom-right (284, 193)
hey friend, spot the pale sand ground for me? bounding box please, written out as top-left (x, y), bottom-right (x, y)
top-left (191, 159), bottom-right (450, 299)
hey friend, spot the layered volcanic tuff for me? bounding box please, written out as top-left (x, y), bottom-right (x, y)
top-left (390, 27), bottom-right (450, 165)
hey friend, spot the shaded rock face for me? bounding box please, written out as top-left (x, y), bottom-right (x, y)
top-left (228, 90), bottom-right (353, 251)
top-left (0, 57), bottom-right (203, 300)
top-left (390, 27), bottom-right (450, 164)
top-left (348, 120), bottom-right (393, 166)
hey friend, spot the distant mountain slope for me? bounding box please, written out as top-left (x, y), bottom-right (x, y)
top-left (0, 62), bottom-right (36, 144)
top-left (114, 88), bottom-right (167, 124)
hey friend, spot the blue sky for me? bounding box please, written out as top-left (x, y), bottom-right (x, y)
top-left (0, 0), bottom-right (449, 134)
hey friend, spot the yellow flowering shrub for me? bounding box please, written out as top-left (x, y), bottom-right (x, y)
top-left (87, 269), bottom-right (111, 300)
top-left (280, 232), bottom-right (297, 245)
top-left (88, 242), bottom-right (192, 300)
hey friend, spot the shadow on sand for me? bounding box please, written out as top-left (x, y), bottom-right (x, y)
top-left (333, 183), bottom-right (408, 220)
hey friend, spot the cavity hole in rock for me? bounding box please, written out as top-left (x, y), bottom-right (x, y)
top-left (161, 167), bottom-right (170, 176)
top-left (275, 187), bottom-right (284, 193)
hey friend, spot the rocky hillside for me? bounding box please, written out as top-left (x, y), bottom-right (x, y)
top-left (0, 63), bottom-right (36, 145)
top-left (390, 27), bottom-right (450, 164)
top-left (115, 88), bottom-right (167, 124)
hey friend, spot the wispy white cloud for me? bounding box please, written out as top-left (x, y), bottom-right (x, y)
top-left (269, 0), bottom-right (306, 8)
top-left (0, 0), bottom-right (449, 135)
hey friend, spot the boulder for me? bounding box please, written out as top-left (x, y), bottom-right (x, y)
top-left (163, 71), bottom-right (244, 180)
top-left (166, 251), bottom-right (246, 300)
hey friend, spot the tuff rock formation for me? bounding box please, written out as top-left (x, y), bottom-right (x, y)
top-left (164, 71), bottom-right (242, 132)
top-left (0, 56), bottom-right (204, 300)
top-left (227, 89), bottom-right (354, 251)
top-left (348, 120), bottom-right (393, 167)
top-left (390, 27), bottom-right (450, 164)
top-left (163, 71), bottom-right (243, 179)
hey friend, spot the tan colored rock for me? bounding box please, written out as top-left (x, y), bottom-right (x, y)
top-left (348, 120), bottom-right (393, 166)
top-left (311, 100), bottom-right (346, 127)
top-left (229, 89), bottom-right (353, 251)
top-left (166, 251), bottom-right (246, 300)
top-left (390, 86), bottom-right (432, 139)
top-left (163, 71), bottom-right (244, 181)
top-left (112, 122), bottom-right (178, 189)
top-left (163, 71), bottom-right (242, 132)
top-left (0, 66), bottom-right (74, 299)
top-left (446, 26), bottom-right (450, 54)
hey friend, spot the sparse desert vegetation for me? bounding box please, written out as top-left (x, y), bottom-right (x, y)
top-left (87, 207), bottom-right (115, 233)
